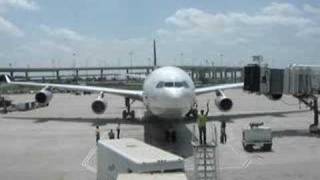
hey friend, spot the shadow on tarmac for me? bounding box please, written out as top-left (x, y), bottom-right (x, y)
top-left (4, 109), bottom-right (307, 125)
top-left (3, 109), bottom-right (310, 157)
top-left (3, 116), bottom-right (143, 125)
top-left (272, 129), bottom-right (320, 138)
top-left (185, 109), bottom-right (309, 123)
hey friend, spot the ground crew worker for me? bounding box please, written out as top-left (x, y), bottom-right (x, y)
top-left (220, 122), bottom-right (227, 144)
top-left (197, 102), bottom-right (209, 145)
top-left (95, 126), bottom-right (100, 143)
top-left (116, 123), bottom-right (120, 139)
top-left (108, 129), bottom-right (115, 139)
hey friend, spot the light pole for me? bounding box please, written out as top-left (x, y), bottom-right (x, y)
top-left (220, 54), bottom-right (224, 66)
top-left (148, 57), bottom-right (151, 66)
top-left (180, 52), bottom-right (184, 66)
top-left (129, 51), bottom-right (134, 68)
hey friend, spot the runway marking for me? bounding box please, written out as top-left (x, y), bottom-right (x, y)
top-left (217, 125), bottom-right (252, 170)
top-left (81, 146), bottom-right (97, 173)
top-left (81, 131), bottom-right (110, 174)
top-left (220, 159), bottom-right (251, 170)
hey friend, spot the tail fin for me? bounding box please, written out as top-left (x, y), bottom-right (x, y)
top-left (0, 75), bottom-right (13, 84)
top-left (153, 39), bottom-right (157, 69)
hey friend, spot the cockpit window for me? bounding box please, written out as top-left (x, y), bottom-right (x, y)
top-left (181, 81), bottom-right (189, 88)
top-left (156, 81), bottom-right (164, 88)
top-left (164, 82), bottom-right (174, 87)
top-left (156, 81), bottom-right (189, 88)
top-left (175, 82), bottom-right (184, 87)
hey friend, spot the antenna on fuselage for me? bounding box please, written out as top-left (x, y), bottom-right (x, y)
top-left (153, 39), bottom-right (157, 69)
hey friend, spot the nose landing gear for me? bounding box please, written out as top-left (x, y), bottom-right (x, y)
top-left (165, 128), bottom-right (176, 143)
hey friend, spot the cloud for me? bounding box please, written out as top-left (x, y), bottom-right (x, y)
top-left (0, 0), bottom-right (39, 37)
top-left (165, 8), bottom-right (227, 33)
top-left (18, 25), bottom-right (152, 67)
top-left (40, 25), bottom-right (85, 41)
top-left (297, 27), bottom-right (320, 37)
top-left (2, 2), bottom-right (320, 68)
top-left (156, 2), bottom-right (320, 67)
top-left (0, 15), bottom-right (23, 36)
top-left (304, 4), bottom-right (320, 16)
top-left (0, 0), bottom-right (39, 11)
top-left (160, 2), bottom-right (318, 44)
top-left (262, 2), bottom-right (302, 16)
top-left (164, 6), bottom-right (311, 36)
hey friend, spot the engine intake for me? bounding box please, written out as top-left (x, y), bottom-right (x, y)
top-left (215, 90), bottom-right (233, 111)
top-left (91, 93), bottom-right (107, 114)
top-left (35, 90), bottom-right (53, 105)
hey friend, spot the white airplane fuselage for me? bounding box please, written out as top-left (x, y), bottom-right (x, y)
top-left (142, 66), bottom-right (195, 119)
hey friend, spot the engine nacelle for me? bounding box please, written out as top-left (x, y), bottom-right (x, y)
top-left (91, 93), bottom-right (107, 114)
top-left (35, 90), bottom-right (53, 105)
top-left (265, 94), bottom-right (282, 101)
top-left (215, 90), bottom-right (233, 111)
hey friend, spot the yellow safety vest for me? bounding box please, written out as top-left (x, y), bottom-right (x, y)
top-left (197, 115), bottom-right (207, 127)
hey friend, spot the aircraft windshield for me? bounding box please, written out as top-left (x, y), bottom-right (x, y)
top-left (156, 81), bottom-right (189, 88)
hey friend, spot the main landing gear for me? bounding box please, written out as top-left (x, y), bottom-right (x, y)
top-left (122, 97), bottom-right (135, 120)
top-left (165, 128), bottom-right (177, 143)
top-left (186, 109), bottom-right (198, 119)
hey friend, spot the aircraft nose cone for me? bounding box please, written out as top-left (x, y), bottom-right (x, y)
top-left (168, 89), bottom-right (181, 99)
top-left (163, 89), bottom-right (192, 107)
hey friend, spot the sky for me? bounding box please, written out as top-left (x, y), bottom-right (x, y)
top-left (0, 0), bottom-right (319, 68)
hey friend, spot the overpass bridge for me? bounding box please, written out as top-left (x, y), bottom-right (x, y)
top-left (0, 65), bottom-right (243, 83)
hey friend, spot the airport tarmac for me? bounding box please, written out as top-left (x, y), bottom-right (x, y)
top-left (1, 89), bottom-right (320, 180)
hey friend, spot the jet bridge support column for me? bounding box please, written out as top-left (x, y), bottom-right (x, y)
top-left (312, 97), bottom-right (319, 127)
top-left (307, 96), bottom-right (320, 133)
top-left (295, 95), bottom-right (319, 133)
top-left (100, 69), bottom-right (104, 80)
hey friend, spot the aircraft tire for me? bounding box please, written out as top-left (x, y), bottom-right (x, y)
top-left (131, 110), bottom-right (135, 119)
top-left (244, 144), bottom-right (253, 152)
top-left (122, 110), bottom-right (127, 120)
top-left (192, 109), bottom-right (198, 118)
top-left (262, 144), bottom-right (272, 151)
top-left (171, 131), bottom-right (176, 143)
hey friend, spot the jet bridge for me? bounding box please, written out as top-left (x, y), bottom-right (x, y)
top-left (243, 64), bottom-right (320, 133)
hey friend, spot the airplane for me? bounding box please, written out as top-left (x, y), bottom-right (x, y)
top-left (1, 66), bottom-right (242, 119)
top-left (0, 41), bottom-right (284, 142)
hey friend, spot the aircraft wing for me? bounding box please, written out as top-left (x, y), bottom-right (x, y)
top-left (1, 75), bottom-right (143, 100)
top-left (195, 83), bottom-right (243, 95)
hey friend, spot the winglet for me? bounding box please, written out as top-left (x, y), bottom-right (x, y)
top-left (0, 75), bottom-right (13, 84)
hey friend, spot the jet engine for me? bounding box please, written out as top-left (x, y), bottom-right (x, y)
top-left (265, 94), bottom-right (282, 101)
top-left (215, 90), bottom-right (233, 111)
top-left (91, 93), bottom-right (107, 114)
top-left (35, 89), bottom-right (53, 105)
